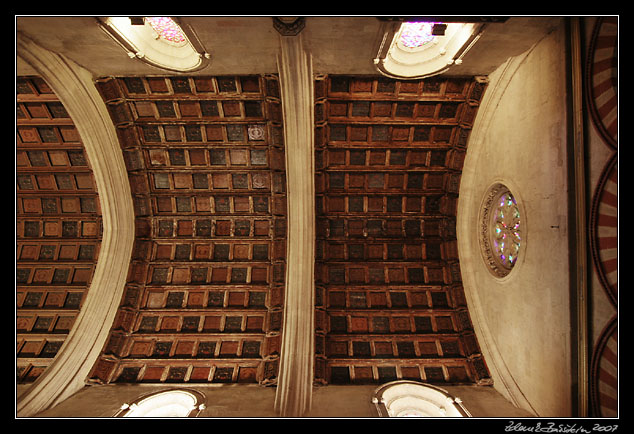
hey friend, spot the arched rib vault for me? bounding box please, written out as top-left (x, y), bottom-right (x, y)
top-left (16, 33), bottom-right (135, 417)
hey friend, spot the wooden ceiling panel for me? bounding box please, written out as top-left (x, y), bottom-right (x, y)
top-left (16, 77), bottom-right (102, 384)
top-left (314, 75), bottom-right (491, 386)
top-left (88, 75), bottom-right (286, 385)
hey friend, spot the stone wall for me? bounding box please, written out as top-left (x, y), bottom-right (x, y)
top-left (456, 20), bottom-right (571, 417)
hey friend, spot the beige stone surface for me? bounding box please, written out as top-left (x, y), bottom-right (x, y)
top-left (23, 383), bottom-right (534, 418)
top-left (16, 33), bottom-right (135, 418)
top-left (17, 16), bottom-right (558, 78)
top-left (457, 21), bottom-right (572, 417)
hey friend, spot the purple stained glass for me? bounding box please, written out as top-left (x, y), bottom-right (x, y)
top-left (491, 192), bottom-right (521, 268)
top-left (399, 22), bottom-right (437, 48)
top-left (145, 17), bottom-right (186, 43)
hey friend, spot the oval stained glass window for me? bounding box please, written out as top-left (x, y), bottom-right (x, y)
top-left (490, 191), bottom-right (521, 269)
top-left (479, 184), bottom-right (522, 277)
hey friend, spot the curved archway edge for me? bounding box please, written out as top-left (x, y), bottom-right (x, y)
top-left (16, 33), bottom-right (135, 417)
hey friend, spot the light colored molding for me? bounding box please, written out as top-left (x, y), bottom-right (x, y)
top-left (374, 21), bottom-right (484, 80)
top-left (96, 17), bottom-right (211, 73)
top-left (478, 183), bottom-right (523, 279)
top-left (273, 34), bottom-right (316, 417)
top-left (16, 33), bottom-right (135, 417)
top-left (568, 17), bottom-right (589, 418)
top-left (479, 183), bottom-right (509, 277)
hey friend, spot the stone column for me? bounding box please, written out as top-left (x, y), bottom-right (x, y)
top-left (273, 33), bottom-right (315, 417)
top-left (16, 33), bottom-right (135, 417)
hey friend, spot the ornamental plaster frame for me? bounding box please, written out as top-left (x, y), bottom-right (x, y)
top-left (477, 181), bottom-right (526, 279)
top-left (113, 388), bottom-right (207, 417)
top-left (96, 17), bottom-right (211, 73)
top-left (373, 20), bottom-right (484, 80)
top-left (16, 33), bottom-right (135, 417)
top-left (372, 380), bottom-right (472, 418)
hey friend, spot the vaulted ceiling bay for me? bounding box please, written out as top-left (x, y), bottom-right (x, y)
top-left (312, 74), bottom-right (489, 385)
top-left (87, 74), bottom-right (287, 385)
top-left (17, 76), bottom-right (103, 382)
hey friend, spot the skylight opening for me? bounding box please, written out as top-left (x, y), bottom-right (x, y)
top-left (145, 17), bottom-right (187, 44)
top-left (398, 22), bottom-right (437, 49)
top-left (114, 389), bottom-right (206, 418)
top-left (100, 17), bottom-right (209, 72)
top-left (372, 381), bottom-right (471, 417)
top-left (374, 20), bottom-right (482, 79)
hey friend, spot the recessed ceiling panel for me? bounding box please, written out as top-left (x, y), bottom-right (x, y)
top-left (313, 75), bottom-right (491, 386)
top-left (16, 76), bottom-right (102, 384)
top-left (88, 74), bottom-right (287, 385)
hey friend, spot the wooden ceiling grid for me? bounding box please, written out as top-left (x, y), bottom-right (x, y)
top-left (16, 71), bottom-right (492, 389)
top-left (88, 75), bottom-right (287, 385)
top-left (16, 76), bottom-right (103, 383)
top-left (313, 75), bottom-right (491, 385)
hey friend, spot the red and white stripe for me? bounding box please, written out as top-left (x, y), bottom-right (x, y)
top-left (595, 163), bottom-right (618, 299)
top-left (594, 322), bottom-right (618, 417)
top-left (588, 17), bottom-right (618, 148)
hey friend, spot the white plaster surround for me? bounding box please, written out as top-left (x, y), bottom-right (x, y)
top-left (456, 22), bottom-right (572, 417)
top-left (477, 180), bottom-right (527, 279)
top-left (114, 389), bottom-right (206, 417)
top-left (375, 22), bottom-right (481, 79)
top-left (16, 33), bottom-right (136, 417)
top-left (372, 381), bottom-right (472, 417)
top-left (99, 17), bottom-right (209, 73)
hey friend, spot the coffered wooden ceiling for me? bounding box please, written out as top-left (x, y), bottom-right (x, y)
top-left (312, 75), bottom-right (489, 385)
top-left (86, 74), bottom-right (286, 384)
top-left (16, 76), bottom-right (102, 382)
top-left (16, 66), bottom-right (491, 387)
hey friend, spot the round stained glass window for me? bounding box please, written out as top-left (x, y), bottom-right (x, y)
top-left (480, 184), bottom-right (522, 277)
